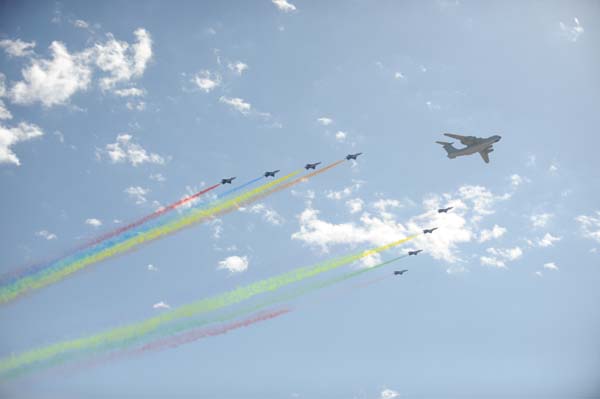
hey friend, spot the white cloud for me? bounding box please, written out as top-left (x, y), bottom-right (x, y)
top-left (100, 134), bottom-right (165, 166)
top-left (380, 388), bottom-right (400, 399)
top-left (372, 199), bottom-right (404, 215)
top-left (149, 173), bottom-right (166, 182)
top-left (73, 19), bottom-right (90, 29)
top-left (478, 225), bottom-right (507, 242)
top-left (242, 203), bottom-right (284, 225)
top-left (126, 100), bottom-right (146, 111)
top-left (509, 174), bottom-right (527, 188)
top-left (228, 61), bottom-right (248, 75)
top-left (575, 211), bottom-right (600, 243)
top-left (125, 186), bottom-right (149, 205)
top-left (153, 301), bottom-right (170, 309)
top-left (36, 230), bottom-right (57, 240)
top-left (426, 100), bottom-right (440, 110)
top-left (147, 264), bottom-right (158, 271)
top-left (394, 71), bottom-right (405, 80)
top-left (530, 213), bottom-right (553, 228)
top-left (537, 233), bottom-right (561, 247)
top-left (544, 262), bottom-right (559, 271)
top-left (559, 17), bottom-right (584, 42)
top-left (326, 181), bottom-right (363, 200)
top-left (535, 271), bottom-right (543, 278)
top-left (272, 0), bottom-right (296, 12)
top-left (94, 28), bottom-right (153, 90)
top-left (114, 87), bottom-right (144, 97)
top-left (218, 255), bottom-right (249, 273)
top-left (193, 70), bottom-right (222, 93)
top-left (0, 38), bottom-right (36, 57)
top-left (293, 185), bottom-right (509, 263)
top-left (10, 41), bottom-right (92, 107)
top-left (219, 96), bottom-right (251, 115)
top-left (335, 131), bottom-right (347, 142)
top-left (346, 198), bottom-right (364, 214)
top-left (85, 218), bottom-right (103, 227)
top-left (0, 122), bottom-right (44, 165)
top-left (549, 162), bottom-right (559, 173)
top-left (317, 117), bottom-right (333, 126)
top-left (480, 246), bottom-right (522, 268)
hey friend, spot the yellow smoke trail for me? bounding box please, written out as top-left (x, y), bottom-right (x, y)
top-left (0, 234), bottom-right (418, 376)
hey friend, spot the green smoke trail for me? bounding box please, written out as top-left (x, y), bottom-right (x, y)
top-left (0, 169), bottom-right (302, 304)
top-left (0, 235), bottom-right (417, 377)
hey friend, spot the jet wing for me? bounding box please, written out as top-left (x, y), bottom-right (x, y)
top-left (444, 133), bottom-right (480, 146)
top-left (479, 145), bottom-right (493, 163)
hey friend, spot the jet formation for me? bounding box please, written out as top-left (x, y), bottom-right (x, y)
top-left (436, 133), bottom-right (501, 164)
top-left (438, 206), bottom-right (453, 213)
top-left (221, 177), bottom-right (236, 184)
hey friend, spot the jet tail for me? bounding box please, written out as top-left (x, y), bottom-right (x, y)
top-left (436, 141), bottom-right (458, 155)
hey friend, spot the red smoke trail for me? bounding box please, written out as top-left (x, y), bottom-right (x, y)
top-left (84, 183), bottom-right (221, 248)
top-left (67, 308), bottom-right (291, 373)
top-left (0, 183), bottom-right (221, 286)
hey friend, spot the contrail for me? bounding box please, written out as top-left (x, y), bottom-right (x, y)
top-left (0, 171), bottom-right (300, 304)
top-left (0, 235), bottom-right (417, 377)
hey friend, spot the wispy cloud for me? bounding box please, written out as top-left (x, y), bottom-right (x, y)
top-left (530, 213), bottom-right (553, 228)
top-left (153, 301), bottom-right (170, 309)
top-left (0, 38), bottom-right (36, 57)
top-left (543, 262), bottom-right (559, 271)
top-left (227, 61), bottom-right (248, 76)
top-left (85, 218), bottom-right (103, 227)
top-left (272, 0), bottom-right (296, 13)
top-left (193, 70), bottom-right (222, 93)
top-left (36, 230), bottom-right (57, 240)
top-left (478, 224), bottom-right (507, 242)
top-left (537, 233), bottom-right (561, 247)
top-left (219, 96), bottom-right (251, 115)
top-left (317, 117), bottom-right (333, 126)
top-left (559, 17), bottom-right (584, 42)
top-left (0, 122), bottom-right (44, 166)
top-left (335, 131), bottom-right (347, 142)
top-left (99, 134), bottom-right (165, 166)
top-left (575, 211), bottom-right (600, 243)
top-left (480, 246), bottom-right (523, 268)
top-left (125, 186), bottom-right (149, 205)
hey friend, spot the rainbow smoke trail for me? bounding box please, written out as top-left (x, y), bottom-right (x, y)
top-left (1, 176), bottom-right (265, 288)
top-left (0, 234), bottom-right (417, 377)
top-left (0, 183), bottom-right (222, 287)
top-left (0, 160), bottom-right (346, 304)
top-left (0, 171), bottom-right (299, 304)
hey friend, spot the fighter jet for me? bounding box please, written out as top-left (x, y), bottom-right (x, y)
top-left (408, 250), bottom-right (423, 256)
top-left (305, 162), bottom-right (321, 170)
top-left (436, 133), bottom-right (502, 164)
top-left (423, 227), bottom-right (438, 234)
top-left (438, 206), bottom-right (453, 213)
top-left (346, 153), bottom-right (362, 160)
top-left (394, 270), bottom-right (408, 276)
top-left (221, 177), bottom-right (236, 184)
top-left (264, 170), bottom-right (280, 178)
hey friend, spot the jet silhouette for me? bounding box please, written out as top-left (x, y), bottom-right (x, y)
top-left (438, 206), bottom-right (453, 213)
top-left (221, 177), bottom-right (236, 184)
top-left (436, 133), bottom-right (502, 164)
top-left (408, 250), bottom-right (423, 256)
top-left (264, 170), bottom-right (280, 178)
top-left (305, 162), bottom-right (321, 170)
top-left (423, 227), bottom-right (438, 234)
top-left (394, 270), bottom-right (408, 276)
top-left (346, 153), bottom-right (362, 160)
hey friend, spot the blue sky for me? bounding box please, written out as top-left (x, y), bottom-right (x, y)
top-left (1, 1), bottom-right (599, 398)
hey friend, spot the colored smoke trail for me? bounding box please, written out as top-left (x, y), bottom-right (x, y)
top-left (0, 235), bottom-right (417, 377)
top-left (0, 183), bottom-right (222, 287)
top-left (68, 254), bottom-right (410, 372)
top-left (77, 308), bottom-right (291, 370)
top-left (0, 171), bottom-right (299, 305)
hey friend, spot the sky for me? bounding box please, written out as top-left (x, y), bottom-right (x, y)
top-left (1, 0), bottom-right (599, 398)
